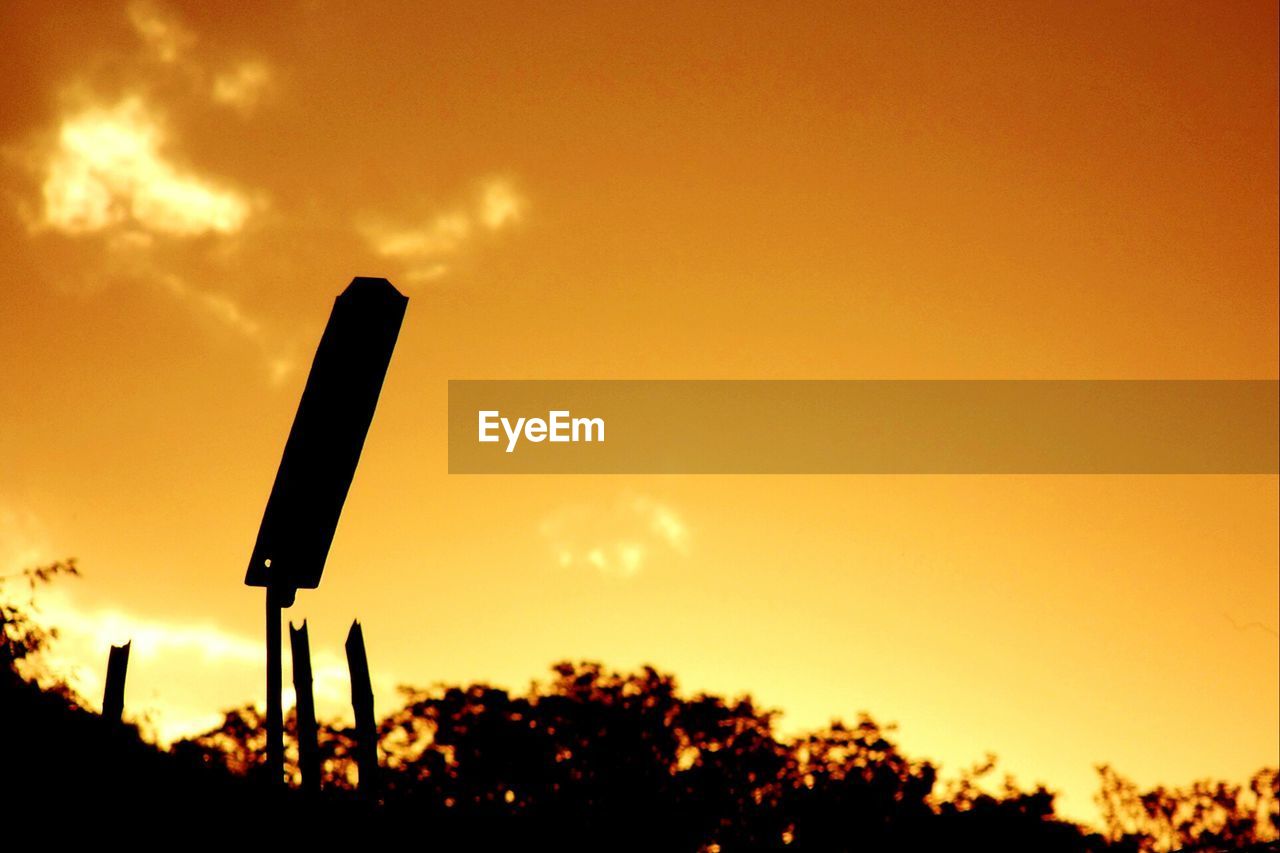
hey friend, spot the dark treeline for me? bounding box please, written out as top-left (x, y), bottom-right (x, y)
top-left (3, 564), bottom-right (1277, 850)
top-left (175, 665), bottom-right (1278, 852)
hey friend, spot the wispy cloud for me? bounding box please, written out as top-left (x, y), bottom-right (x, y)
top-left (0, 499), bottom-right (52, 578)
top-left (479, 179), bottom-right (526, 230)
top-left (127, 1), bottom-right (274, 114)
top-left (157, 274), bottom-right (262, 340)
top-left (539, 492), bottom-right (690, 579)
top-left (24, 86), bottom-right (285, 378)
top-left (368, 212), bottom-right (471, 259)
top-left (9, 1), bottom-right (288, 377)
top-left (360, 178), bottom-right (526, 283)
top-left (38, 97), bottom-right (252, 237)
top-left (127, 0), bottom-right (196, 64)
top-left (211, 60), bottom-right (273, 113)
top-left (152, 275), bottom-right (303, 388)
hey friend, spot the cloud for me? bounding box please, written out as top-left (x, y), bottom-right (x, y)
top-left (267, 356), bottom-right (297, 387)
top-left (211, 61), bottom-right (272, 113)
top-left (539, 492), bottom-right (690, 579)
top-left (479, 179), bottom-right (526, 230)
top-left (3, 3), bottom-right (293, 385)
top-left (0, 500), bottom-right (52, 577)
top-left (127, 2), bottom-right (273, 113)
top-left (26, 89), bottom-right (285, 376)
top-left (368, 212), bottom-right (471, 259)
top-left (39, 97), bottom-right (252, 237)
top-left (360, 178), bottom-right (526, 283)
top-left (631, 493), bottom-right (690, 553)
top-left (150, 275), bottom-right (303, 388)
top-left (157, 274), bottom-right (262, 339)
top-left (30, 4), bottom-right (268, 240)
top-left (127, 0), bottom-right (196, 64)
top-left (24, 92), bottom-right (273, 363)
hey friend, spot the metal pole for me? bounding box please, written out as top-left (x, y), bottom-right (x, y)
top-left (266, 586), bottom-right (284, 785)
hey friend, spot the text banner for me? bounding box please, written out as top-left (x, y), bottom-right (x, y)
top-left (448, 380), bottom-right (1278, 474)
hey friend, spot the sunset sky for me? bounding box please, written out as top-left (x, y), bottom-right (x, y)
top-left (1, 0), bottom-right (1276, 824)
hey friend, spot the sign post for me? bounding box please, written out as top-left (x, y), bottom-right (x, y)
top-left (245, 277), bottom-right (407, 785)
top-left (266, 588), bottom-right (284, 781)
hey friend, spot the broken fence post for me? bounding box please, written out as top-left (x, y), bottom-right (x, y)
top-left (290, 619), bottom-right (321, 795)
top-left (345, 619), bottom-right (378, 797)
top-left (102, 641), bottom-right (130, 723)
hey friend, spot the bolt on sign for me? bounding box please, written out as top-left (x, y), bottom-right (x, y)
top-left (245, 277), bottom-right (408, 603)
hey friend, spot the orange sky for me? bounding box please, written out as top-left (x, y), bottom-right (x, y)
top-left (0, 0), bottom-right (1276, 824)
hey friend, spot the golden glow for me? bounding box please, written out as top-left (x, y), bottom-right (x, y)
top-left (30, 585), bottom-right (387, 744)
top-left (0, 0), bottom-right (1274, 827)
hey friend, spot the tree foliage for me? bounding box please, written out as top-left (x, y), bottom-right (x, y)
top-left (0, 558), bottom-right (82, 702)
top-left (1096, 763), bottom-right (1279, 852)
top-left (172, 660), bottom-right (1279, 851)
top-left (176, 660), bottom-right (1115, 850)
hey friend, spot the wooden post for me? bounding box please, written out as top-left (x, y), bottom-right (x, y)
top-left (266, 587), bottom-right (284, 785)
top-left (290, 620), bottom-right (321, 795)
top-left (102, 641), bottom-right (130, 722)
top-left (345, 620), bottom-right (378, 797)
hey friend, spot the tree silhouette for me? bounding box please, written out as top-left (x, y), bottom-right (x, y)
top-left (1096, 764), bottom-right (1279, 852)
top-left (0, 558), bottom-right (80, 691)
top-left (4, 567), bottom-right (1277, 850)
top-left (166, 658), bottom-right (1280, 851)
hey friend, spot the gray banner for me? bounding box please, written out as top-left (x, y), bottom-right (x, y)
top-left (448, 380), bottom-right (1279, 474)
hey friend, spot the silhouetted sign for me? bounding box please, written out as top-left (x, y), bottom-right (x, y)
top-left (245, 277), bottom-right (408, 596)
